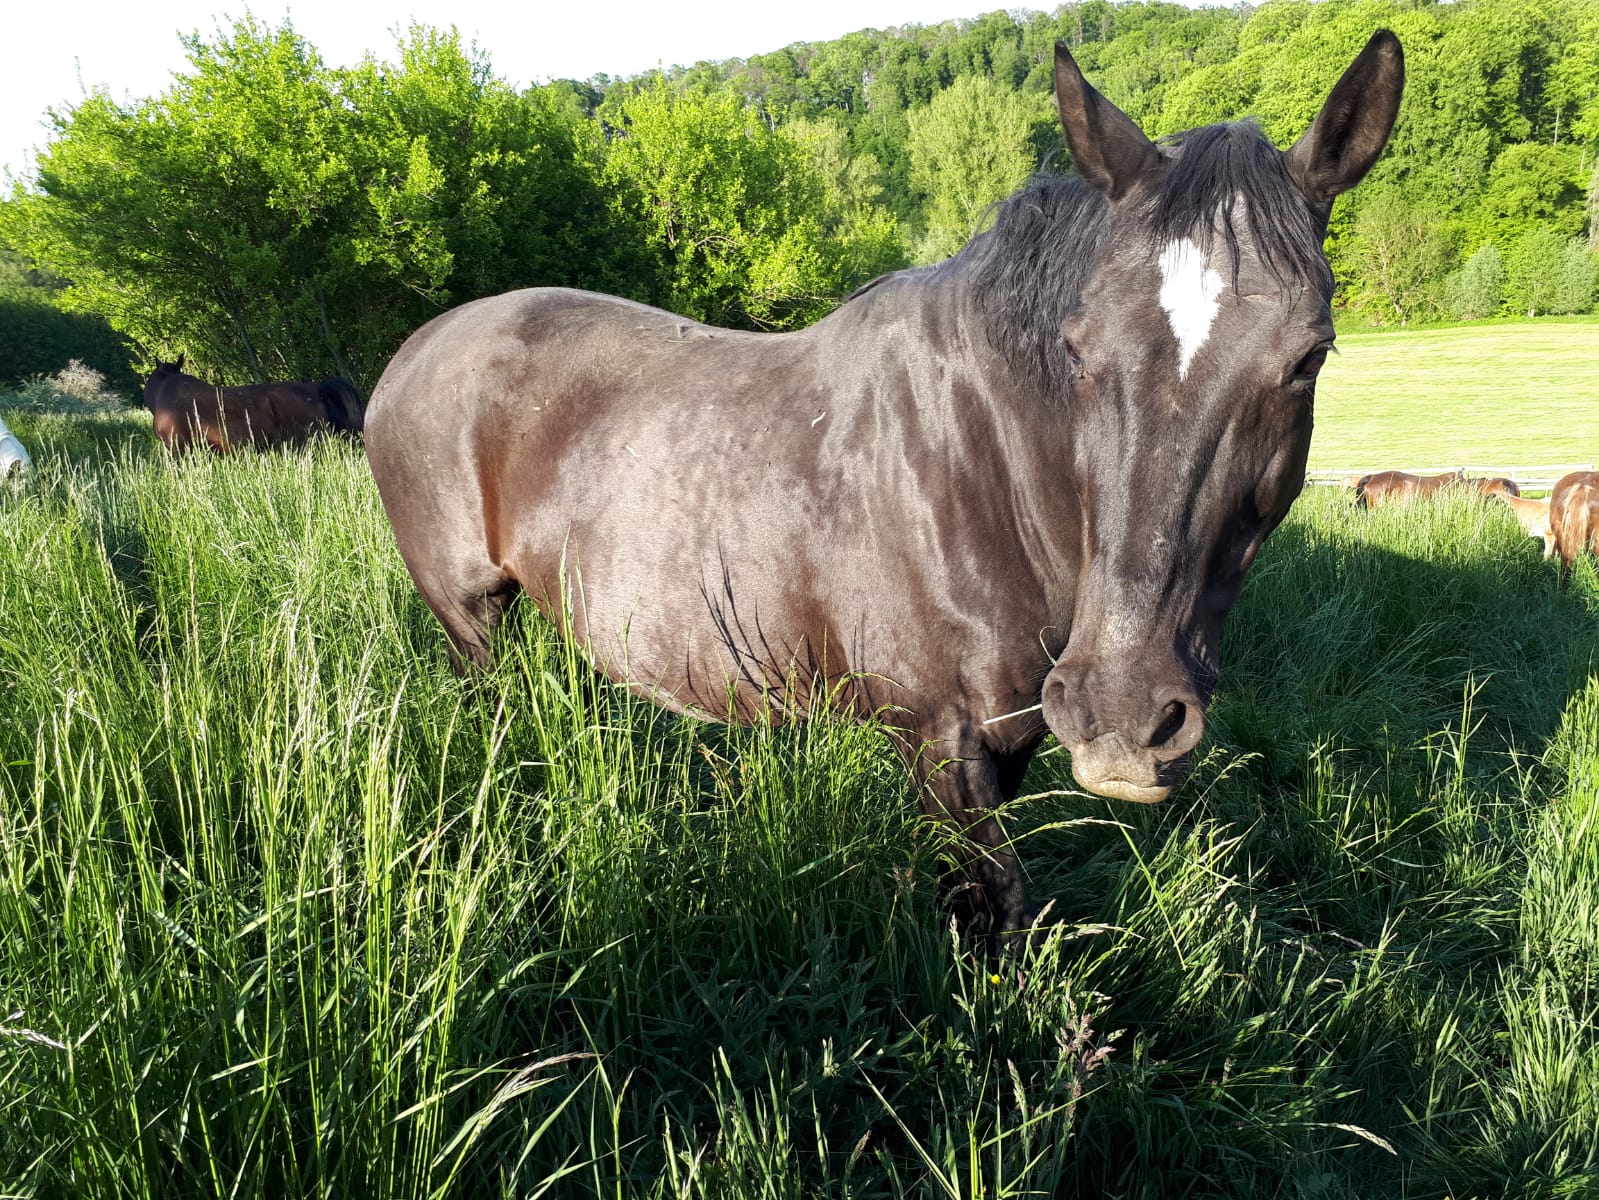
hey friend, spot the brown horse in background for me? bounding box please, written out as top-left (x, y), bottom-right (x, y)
top-left (1470, 476), bottom-right (1520, 499)
top-left (1355, 470), bottom-right (1519, 508)
top-left (1355, 470), bottom-right (1459, 508)
top-left (144, 356), bottom-right (364, 454)
top-left (1550, 471), bottom-right (1599, 568)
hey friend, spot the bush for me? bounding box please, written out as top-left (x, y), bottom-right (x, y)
top-left (1547, 238), bottom-right (1599, 314)
top-left (1443, 243), bottom-right (1506, 319)
top-left (3, 359), bottom-right (128, 414)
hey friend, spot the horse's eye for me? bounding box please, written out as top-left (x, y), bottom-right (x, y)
top-left (1064, 338), bottom-right (1086, 378)
top-left (1292, 345), bottom-right (1331, 383)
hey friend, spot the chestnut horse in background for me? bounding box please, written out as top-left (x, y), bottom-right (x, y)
top-left (144, 355), bottom-right (365, 454)
top-left (1355, 470), bottom-right (1519, 508)
top-left (1471, 476), bottom-right (1520, 499)
top-left (1551, 471), bottom-right (1599, 568)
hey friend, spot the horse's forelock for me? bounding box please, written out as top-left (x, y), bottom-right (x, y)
top-left (967, 121), bottom-right (1330, 400)
top-left (1147, 121), bottom-right (1330, 294)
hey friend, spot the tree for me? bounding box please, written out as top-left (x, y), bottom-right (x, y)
top-left (1505, 225), bottom-right (1576, 316)
top-left (601, 82), bottom-right (900, 329)
top-left (907, 74), bottom-right (1034, 264)
top-left (1156, 46), bottom-right (1272, 136)
top-left (782, 116), bottom-right (908, 288)
top-left (1, 17), bottom-right (632, 388)
top-left (1443, 243), bottom-right (1507, 319)
top-left (1470, 142), bottom-right (1587, 247)
top-left (1547, 238), bottom-right (1599, 313)
top-left (1343, 193), bottom-right (1453, 326)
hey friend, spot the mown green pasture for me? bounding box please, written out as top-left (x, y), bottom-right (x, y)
top-left (1311, 317), bottom-right (1599, 473)
top-left (2, 404), bottom-right (1597, 1199)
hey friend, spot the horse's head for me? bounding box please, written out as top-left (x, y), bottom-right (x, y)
top-left (1037, 32), bottom-right (1403, 802)
top-left (142, 354), bottom-right (188, 411)
top-left (144, 354), bottom-right (188, 402)
top-left (1474, 477), bottom-right (1519, 499)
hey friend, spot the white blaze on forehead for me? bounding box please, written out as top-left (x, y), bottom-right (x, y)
top-left (1157, 238), bottom-right (1225, 379)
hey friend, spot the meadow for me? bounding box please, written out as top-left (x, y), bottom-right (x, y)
top-left (1, 398), bottom-right (1597, 1199)
top-left (1310, 317), bottom-right (1599, 474)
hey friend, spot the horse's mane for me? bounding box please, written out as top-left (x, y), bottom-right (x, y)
top-left (966, 120), bottom-right (1331, 399)
top-left (964, 174), bottom-right (1108, 398)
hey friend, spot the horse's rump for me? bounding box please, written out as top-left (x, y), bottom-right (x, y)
top-left (1551, 471), bottom-right (1599, 567)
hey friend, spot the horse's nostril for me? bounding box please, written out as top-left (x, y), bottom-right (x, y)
top-left (1149, 700), bottom-right (1187, 750)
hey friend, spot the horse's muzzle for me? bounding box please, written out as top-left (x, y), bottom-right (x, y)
top-left (1064, 731), bottom-right (1177, 803)
top-left (1041, 659), bottom-right (1207, 804)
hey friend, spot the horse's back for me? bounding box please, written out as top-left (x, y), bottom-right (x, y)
top-left (370, 289), bottom-right (776, 421)
top-left (366, 287), bottom-right (816, 508)
top-left (365, 287), bottom-right (834, 689)
top-left (1357, 470), bottom-right (1460, 509)
top-left (363, 280), bottom-right (1016, 712)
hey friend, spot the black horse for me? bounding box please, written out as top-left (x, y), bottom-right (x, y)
top-left (366, 34), bottom-right (1405, 940)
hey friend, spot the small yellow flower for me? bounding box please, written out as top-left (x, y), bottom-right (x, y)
top-left (989, 973), bottom-right (1002, 985)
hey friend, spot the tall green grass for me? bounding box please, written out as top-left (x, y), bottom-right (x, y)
top-left (1, 409), bottom-right (1597, 1197)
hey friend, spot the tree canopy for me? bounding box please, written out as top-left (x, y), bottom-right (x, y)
top-left (4, 0), bottom-right (1596, 387)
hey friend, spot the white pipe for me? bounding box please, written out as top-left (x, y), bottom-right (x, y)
top-left (0, 414), bottom-right (32, 477)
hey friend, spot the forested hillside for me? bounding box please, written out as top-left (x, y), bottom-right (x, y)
top-left (3, 0), bottom-right (1596, 389)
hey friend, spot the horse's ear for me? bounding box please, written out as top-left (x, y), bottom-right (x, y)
top-left (1284, 30), bottom-right (1404, 213)
top-left (1054, 41), bottom-right (1160, 200)
top-left (176, 353), bottom-right (185, 371)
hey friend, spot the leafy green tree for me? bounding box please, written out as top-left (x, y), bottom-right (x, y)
top-left (601, 82), bottom-right (899, 329)
top-left (1, 17), bottom-right (632, 388)
top-left (1549, 23), bottom-right (1599, 247)
top-left (1505, 224), bottom-right (1576, 316)
top-left (907, 74), bottom-right (1034, 264)
top-left (1343, 193), bottom-right (1453, 326)
top-left (1547, 238), bottom-right (1598, 312)
top-left (1156, 46), bottom-right (1272, 136)
top-left (783, 116), bottom-right (908, 286)
top-left (1470, 142), bottom-right (1587, 247)
top-left (1443, 243), bottom-right (1507, 320)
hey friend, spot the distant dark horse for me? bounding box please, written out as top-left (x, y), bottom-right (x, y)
top-left (144, 355), bottom-right (364, 453)
top-left (367, 35), bottom-right (1404, 940)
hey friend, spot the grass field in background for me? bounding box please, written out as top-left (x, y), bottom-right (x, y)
top-left (1312, 317), bottom-right (1599, 473)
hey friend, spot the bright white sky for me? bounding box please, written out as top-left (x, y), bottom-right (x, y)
top-left (3, 0), bottom-right (1080, 183)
